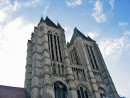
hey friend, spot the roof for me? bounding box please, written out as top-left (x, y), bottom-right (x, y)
top-left (38, 17), bottom-right (44, 25)
top-left (57, 23), bottom-right (63, 29)
top-left (38, 16), bottom-right (63, 29)
top-left (67, 27), bottom-right (96, 47)
top-left (45, 16), bottom-right (58, 28)
top-left (0, 85), bottom-right (29, 98)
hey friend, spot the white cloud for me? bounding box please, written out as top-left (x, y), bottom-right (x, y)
top-left (0, 0), bottom-right (43, 23)
top-left (19, 0), bottom-right (42, 8)
top-left (123, 31), bottom-right (130, 36)
top-left (66, 0), bottom-right (82, 7)
top-left (43, 4), bottom-right (50, 15)
top-left (0, 0), bottom-right (19, 23)
top-left (64, 27), bottom-right (73, 42)
top-left (109, 0), bottom-right (114, 10)
top-left (87, 31), bottom-right (98, 39)
top-left (99, 31), bottom-right (130, 61)
top-left (0, 17), bottom-right (34, 87)
top-left (118, 22), bottom-right (128, 27)
top-left (92, 0), bottom-right (106, 23)
top-left (0, 0), bottom-right (46, 87)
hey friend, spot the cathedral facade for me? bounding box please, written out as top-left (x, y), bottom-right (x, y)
top-left (24, 17), bottom-right (119, 98)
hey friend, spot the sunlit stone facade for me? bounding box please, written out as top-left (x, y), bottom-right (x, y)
top-left (24, 17), bottom-right (119, 98)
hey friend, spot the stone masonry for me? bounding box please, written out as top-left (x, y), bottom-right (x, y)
top-left (24, 17), bottom-right (119, 98)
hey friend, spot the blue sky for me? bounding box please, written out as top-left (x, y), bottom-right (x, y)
top-left (0, 0), bottom-right (130, 97)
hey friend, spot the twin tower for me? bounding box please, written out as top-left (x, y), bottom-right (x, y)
top-left (24, 17), bottom-right (119, 98)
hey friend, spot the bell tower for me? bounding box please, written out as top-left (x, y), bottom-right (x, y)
top-left (25, 16), bottom-right (77, 98)
top-left (25, 17), bottom-right (119, 98)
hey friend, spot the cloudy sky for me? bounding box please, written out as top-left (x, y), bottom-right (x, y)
top-left (0, 0), bottom-right (130, 97)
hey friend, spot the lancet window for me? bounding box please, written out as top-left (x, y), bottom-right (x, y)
top-left (54, 81), bottom-right (67, 98)
top-left (77, 87), bottom-right (89, 98)
top-left (84, 44), bottom-right (99, 70)
top-left (69, 47), bottom-right (80, 65)
top-left (52, 63), bottom-right (65, 75)
top-left (48, 31), bottom-right (62, 62)
top-left (72, 68), bottom-right (86, 81)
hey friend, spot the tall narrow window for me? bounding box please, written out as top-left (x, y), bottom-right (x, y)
top-left (86, 45), bottom-right (95, 69)
top-left (57, 88), bottom-right (60, 98)
top-left (62, 65), bottom-right (64, 75)
top-left (53, 63), bottom-right (56, 74)
top-left (57, 36), bottom-right (62, 62)
top-left (73, 47), bottom-right (79, 65)
top-left (54, 35), bottom-right (58, 61)
top-left (83, 70), bottom-right (86, 81)
top-left (77, 90), bottom-right (81, 98)
top-left (77, 87), bottom-right (89, 98)
top-left (58, 65), bottom-right (60, 74)
top-left (84, 91), bottom-right (88, 98)
top-left (72, 48), bottom-right (76, 64)
top-left (50, 34), bottom-right (54, 60)
top-left (80, 87), bottom-right (85, 98)
top-left (76, 69), bottom-right (79, 80)
top-left (61, 89), bottom-right (66, 98)
top-left (54, 81), bottom-right (67, 98)
top-left (70, 51), bottom-right (74, 63)
top-left (48, 33), bottom-right (50, 51)
top-left (100, 93), bottom-right (106, 98)
top-left (90, 46), bottom-right (99, 70)
top-left (69, 51), bottom-right (73, 63)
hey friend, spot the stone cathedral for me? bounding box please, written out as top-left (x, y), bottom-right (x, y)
top-left (24, 17), bottom-right (119, 98)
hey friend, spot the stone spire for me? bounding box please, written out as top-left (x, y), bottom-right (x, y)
top-left (57, 23), bottom-right (63, 29)
top-left (45, 16), bottom-right (57, 28)
top-left (38, 16), bottom-right (44, 25)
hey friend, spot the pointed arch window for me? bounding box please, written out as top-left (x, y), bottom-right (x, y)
top-left (77, 87), bottom-right (89, 98)
top-left (84, 91), bottom-right (88, 98)
top-left (99, 87), bottom-right (106, 98)
top-left (58, 65), bottom-right (60, 74)
top-left (100, 93), bottom-right (106, 98)
top-left (77, 90), bottom-right (81, 98)
top-left (80, 87), bottom-right (85, 98)
top-left (52, 63), bottom-right (56, 74)
top-left (54, 81), bottom-right (67, 98)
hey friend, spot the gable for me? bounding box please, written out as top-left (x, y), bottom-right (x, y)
top-left (67, 27), bottom-right (95, 47)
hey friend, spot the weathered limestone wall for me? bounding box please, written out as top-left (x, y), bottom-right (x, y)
top-left (60, 32), bottom-right (78, 98)
top-left (25, 40), bottom-right (33, 97)
top-left (92, 43), bottom-right (119, 98)
top-left (25, 17), bottom-right (119, 98)
top-left (75, 37), bottom-right (100, 98)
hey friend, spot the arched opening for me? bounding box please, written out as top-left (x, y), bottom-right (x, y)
top-left (77, 86), bottom-right (89, 98)
top-left (80, 87), bottom-right (85, 98)
top-left (52, 63), bottom-right (56, 74)
top-left (54, 81), bottom-right (67, 98)
top-left (98, 87), bottom-right (106, 98)
top-left (84, 91), bottom-right (88, 98)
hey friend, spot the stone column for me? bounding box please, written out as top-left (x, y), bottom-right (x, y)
top-left (31, 26), bottom-right (44, 98)
top-left (25, 40), bottom-right (33, 97)
top-left (61, 32), bottom-right (77, 98)
top-left (40, 24), bottom-right (54, 98)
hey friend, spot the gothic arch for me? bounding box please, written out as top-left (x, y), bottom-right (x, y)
top-left (76, 84), bottom-right (91, 98)
top-left (76, 84), bottom-right (90, 93)
top-left (54, 81), bottom-right (67, 98)
top-left (98, 87), bottom-right (106, 93)
top-left (98, 87), bottom-right (106, 98)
